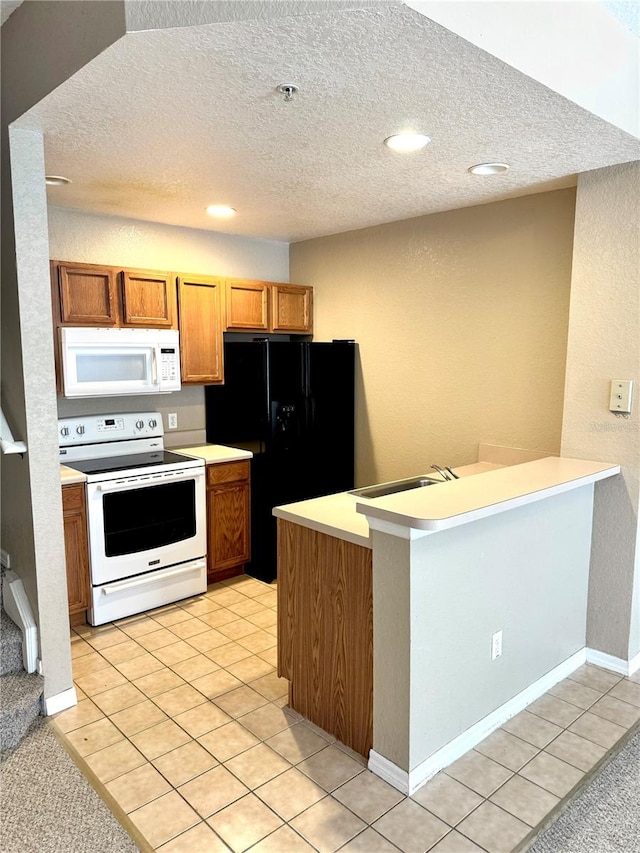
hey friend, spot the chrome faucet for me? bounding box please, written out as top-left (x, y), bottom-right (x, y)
top-left (431, 464), bottom-right (460, 481)
top-left (431, 464), bottom-right (450, 481)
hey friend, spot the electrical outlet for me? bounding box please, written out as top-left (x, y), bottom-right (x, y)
top-left (491, 630), bottom-right (503, 660)
top-left (167, 413), bottom-right (178, 430)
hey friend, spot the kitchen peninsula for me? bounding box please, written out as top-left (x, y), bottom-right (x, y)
top-left (274, 454), bottom-right (620, 794)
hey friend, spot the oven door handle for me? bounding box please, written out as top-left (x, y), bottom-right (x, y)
top-left (96, 470), bottom-right (203, 493)
top-left (100, 560), bottom-right (207, 595)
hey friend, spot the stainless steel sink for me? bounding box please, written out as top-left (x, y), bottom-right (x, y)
top-left (349, 475), bottom-right (443, 499)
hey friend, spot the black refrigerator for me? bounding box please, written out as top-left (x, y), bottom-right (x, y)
top-left (205, 339), bottom-right (356, 583)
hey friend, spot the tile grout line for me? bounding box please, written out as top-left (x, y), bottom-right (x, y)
top-left (62, 590), bottom-right (639, 853)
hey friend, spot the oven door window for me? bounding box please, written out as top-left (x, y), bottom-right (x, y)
top-left (103, 480), bottom-right (196, 557)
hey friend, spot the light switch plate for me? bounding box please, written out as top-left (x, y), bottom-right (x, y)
top-left (609, 380), bottom-right (633, 413)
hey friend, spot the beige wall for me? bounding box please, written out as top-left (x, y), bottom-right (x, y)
top-left (291, 189), bottom-right (576, 486)
top-left (561, 162), bottom-right (640, 661)
top-left (1, 1), bottom-right (127, 701)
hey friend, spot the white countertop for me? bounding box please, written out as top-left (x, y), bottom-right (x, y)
top-left (60, 443), bottom-right (252, 485)
top-left (172, 444), bottom-right (253, 464)
top-left (357, 457), bottom-right (619, 533)
top-left (273, 457), bottom-right (620, 543)
top-left (272, 462), bottom-right (502, 548)
top-left (60, 464), bottom-right (87, 485)
top-left (274, 491), bottom-right (372, 549)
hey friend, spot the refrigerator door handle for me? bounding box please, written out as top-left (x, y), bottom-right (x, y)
top-left (305, 395), bottom-right (316, 430)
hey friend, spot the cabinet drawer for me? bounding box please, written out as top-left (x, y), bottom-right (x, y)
top-left (207, 461), bottom-right (250, 487)
top-left (62, 484), bottom-right (85, 511)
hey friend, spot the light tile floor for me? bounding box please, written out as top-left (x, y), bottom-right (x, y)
top-left (54, 575), bottom-right (640, 853)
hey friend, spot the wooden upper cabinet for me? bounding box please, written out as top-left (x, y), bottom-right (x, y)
top-left (270, 283), bottom-right (313, 333)
top-left (226, 280), bottom-right (269, 331)
top-left (177, 275), bottom-right (224, 384)
top-left (57, 263), bottom-right (119, 326)
top-left (121, 269), bottom-right (176, 328)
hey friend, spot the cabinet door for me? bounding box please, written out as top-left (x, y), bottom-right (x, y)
top-left (226, 280), bottom-right (269, 330)
top-left (270, 284), bottom-right (313, 333)
top-left (207, 483), bottom-right (251, 573)
top-left (177, 275), bottom-right (224, 383)
top-left (62, 485), bottom-right (90, 617)
top-left (121, 269), bottom-right (176, 328)
top-left (57, 263), bottom-right (119, 325)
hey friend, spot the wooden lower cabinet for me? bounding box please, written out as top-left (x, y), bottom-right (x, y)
top-left (206, 461), bottom-right (251, 584)
top-left (277, 519), bottom-right (373, 757)
top-left (62, 484), bottom-right (90, 626)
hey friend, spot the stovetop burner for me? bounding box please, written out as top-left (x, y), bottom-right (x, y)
top-left (65, 450), bottom-right (193, 476)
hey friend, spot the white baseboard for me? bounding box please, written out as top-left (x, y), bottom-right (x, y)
top-left (43, 686), bottom-right (77, 716)
top-left (368, 750), bottom-right (410, 793)
top-left (2, 571), bottom-right (38, 673)
top-left (586, 647), bottom-right (639, 677)
top-left (369, 648), bottom-right (586, 795)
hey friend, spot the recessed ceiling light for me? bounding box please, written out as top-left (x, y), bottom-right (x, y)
top-left (384, 133), bottom-right (431, 153)
top-left (45, 175), bottom-right (72, 186)
top-left (206, 205), bottom-right (237, 218)
top-left (468, 163), bottom-right (510, 175)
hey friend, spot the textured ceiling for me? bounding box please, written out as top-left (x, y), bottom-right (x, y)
top-left (17, 3), bottom-right (640, 242)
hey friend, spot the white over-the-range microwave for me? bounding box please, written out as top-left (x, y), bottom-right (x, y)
top-left (59, 327), bottom-right (182, 397)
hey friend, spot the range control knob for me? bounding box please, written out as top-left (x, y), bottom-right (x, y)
top-left (136, 420), bottom-right (144, 430)
top-left (60, 426), bottom-right (70, 437)
top-left (76, 425), bottom-right (85, 435)
top-left (148, 418), bottom-right (157, 430)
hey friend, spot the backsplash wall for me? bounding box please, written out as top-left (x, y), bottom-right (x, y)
top-left (56, 386), bottom-right (206, 448)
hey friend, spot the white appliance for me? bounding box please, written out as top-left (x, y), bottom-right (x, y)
top-left (59, 412), bottom-right (206, 625)
top-left (59, 327), bottom-right (181, 398)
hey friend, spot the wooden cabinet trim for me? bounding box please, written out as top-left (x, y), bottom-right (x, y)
top-left (62, 483), bottom-right (84, 511)
top-left (207, 460), bottom-right (250, 487)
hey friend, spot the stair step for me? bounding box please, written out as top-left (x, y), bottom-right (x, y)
top-left (0, 671), bottom-right (44, 755)
top-left (1, 607), bottom-right (23, 676)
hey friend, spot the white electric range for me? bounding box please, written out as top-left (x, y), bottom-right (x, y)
top-left (59, 412), bottom-right (206, 625)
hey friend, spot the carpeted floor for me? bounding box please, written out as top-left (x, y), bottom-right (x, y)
top-left (530, 729), bottom-right (640, 853)
top-left (0, 716), bottom-right (141, 853)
